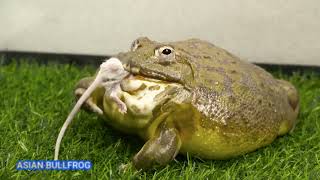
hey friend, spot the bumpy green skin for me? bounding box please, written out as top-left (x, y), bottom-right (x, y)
top-left (75, 37), bottom-right (299, 170)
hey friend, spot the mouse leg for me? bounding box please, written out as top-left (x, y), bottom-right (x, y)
top-left (133, 124), bottom-right (181, 170)
top-left (74, 77), bottom-right (104, 115)
top-left (109, 83), bottom-right (127, 114)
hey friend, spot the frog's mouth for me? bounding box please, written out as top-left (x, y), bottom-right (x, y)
top-left (116, 62), bottom-right (184, 117)
top-left (122, 62), bottom-right (183, 84)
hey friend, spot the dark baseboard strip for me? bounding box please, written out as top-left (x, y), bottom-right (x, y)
top-left (257, 63), bottom-right (320, 75)
top-left (0, 51), bottom-right (109, 66)
top-left (1, 51), bottom-right (319, 74)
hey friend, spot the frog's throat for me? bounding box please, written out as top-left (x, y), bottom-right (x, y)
top-left (122, 76), bottom-right (179, 115)
top-left (103, 75), bottom-right (182, 131)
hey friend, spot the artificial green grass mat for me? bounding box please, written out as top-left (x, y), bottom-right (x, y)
top-left (0, 61), bottom-right (319, 179)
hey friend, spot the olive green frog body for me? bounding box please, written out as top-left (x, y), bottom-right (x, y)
top-left (75, 37), bottom-right (299, 170)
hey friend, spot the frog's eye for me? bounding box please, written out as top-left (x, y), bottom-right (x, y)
top-left (161, 48), bottom-right (172, 55)
top-left (130, 39), bottom-right (141, 51)
top-left (155, 46), bottom-right (175, 64)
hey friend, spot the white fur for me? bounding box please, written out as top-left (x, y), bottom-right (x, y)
top-left (54, 57), bottom-right (128, 160)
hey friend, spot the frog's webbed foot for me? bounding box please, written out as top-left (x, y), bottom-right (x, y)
top-left (277, 79), bottom-right (300, 135)
top-left (74, 77), bottom-right (103, 115)
top-left (133, 125), bottom-right (181, 170)
top-left (277, 79), bottom-right (299, 111)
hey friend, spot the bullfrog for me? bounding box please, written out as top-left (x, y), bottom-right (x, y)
top-left (55, 37), bottom-right (299, 170)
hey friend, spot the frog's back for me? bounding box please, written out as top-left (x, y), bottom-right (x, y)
top-left (172, 39), bottom-right (299, 159)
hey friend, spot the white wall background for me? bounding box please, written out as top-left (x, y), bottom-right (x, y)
top-left (0, 0), bottom-right (319, 66)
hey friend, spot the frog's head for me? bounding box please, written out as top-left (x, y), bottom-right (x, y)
top-left (117, 37), bottom-right (194, 85)
top-left (93, 38), bottom-right (197, 134)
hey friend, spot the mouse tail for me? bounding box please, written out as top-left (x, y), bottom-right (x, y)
top-left (54, 77), bottom-right (102, 160)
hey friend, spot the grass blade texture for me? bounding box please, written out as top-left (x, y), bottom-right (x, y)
top-left (0, 60), bottom-right (319, 179)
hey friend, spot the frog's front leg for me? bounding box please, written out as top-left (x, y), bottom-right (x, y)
top-left (133, 124), bottom-right (181, 170)
top-left (74, 77), bottom-right (104, 115)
